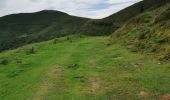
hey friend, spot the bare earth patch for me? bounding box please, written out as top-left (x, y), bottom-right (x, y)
top-left (32, 81), bottom-right (52, 100)
top-left (131, 62), bottom-right (143, 68)
top-left (162, 94), bottom-right (170, 100)
top-left (138, 91), bottom-right (149, 97)
top-left (84, 75), bottom-right (110, 95)
top-left (86, 59), bottom-right (96, 65)
top-left (90, 76), bottom-right (101, 93)
top-left (113, 56), bottom-right (124, 60)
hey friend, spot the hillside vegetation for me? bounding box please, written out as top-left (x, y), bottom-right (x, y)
top-left (111, 3), bottom-right (170, 61)
top-left (0, 10), bottom-right (89, 51)
top-left (0, 0), bottom-right (170, 52)
top-left (0, 36), bottom-right (170, 100)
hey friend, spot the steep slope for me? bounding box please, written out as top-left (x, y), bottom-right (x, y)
top-left (80, 0), bottom-right (170, 36)
top-left (0, 10), bottom-right (89, 51)
top-left (0, 36), bottom-right (170, 99)
top-left (111, 3), bottom-right (170, 60)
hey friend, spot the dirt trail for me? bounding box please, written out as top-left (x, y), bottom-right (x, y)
top-left (89, 76), bottom-right (102, 94)
top-left (32, 66), bottom-right (63, 100)
top-left (162, 94), bottom-right (170, 100)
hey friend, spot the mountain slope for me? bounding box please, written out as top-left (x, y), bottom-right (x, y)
top-left (80, 0), bottom-right (170, 36)
top-left (0, 36), bottom-right (170, 99)
top-left (0, 0), bottom-right (169, 52)
top-left (111, 3), bottom-right (170, 60)
top-left (0, 10), bottom-right (89, 51)
top-left (0, 0), bottom-right (169, 51)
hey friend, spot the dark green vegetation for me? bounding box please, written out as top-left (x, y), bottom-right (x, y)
top-left (0, 10), bottom-right (89, 51)
top-left (0, 36), bottom-right (170, 100)
top-left (111, 3), bottom-right (170, 61)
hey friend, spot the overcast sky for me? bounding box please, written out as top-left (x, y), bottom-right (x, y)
top-left (0, 0), bottom-right (142, 19)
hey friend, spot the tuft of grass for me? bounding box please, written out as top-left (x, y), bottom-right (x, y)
top-left (0, 59), bottom-right (8, 65)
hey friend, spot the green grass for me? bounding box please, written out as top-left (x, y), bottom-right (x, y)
top-left (0, 36), bottom-right (169, 100)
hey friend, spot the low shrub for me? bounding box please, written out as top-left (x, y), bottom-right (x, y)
top-left (26, 47), bottom-right (35, 55)
top-left (155, 9), bottom-right (170, 23)
top-left (154, 36), bottom-right (168, 44)
top-left (0, 59), bottom-right (9, 65)
top-left (163, 53), bottom-right (170, 61)
top-left (53, 38), bottom-right (58, 44)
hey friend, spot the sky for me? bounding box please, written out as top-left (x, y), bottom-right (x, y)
top-left (0, 0), bottom-right (142, 19)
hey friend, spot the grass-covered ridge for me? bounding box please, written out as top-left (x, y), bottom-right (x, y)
top-left (111, 3), bottom-right (170, 61)
top-left (80, 0), bottom-right (170, 36)
top-left (0, 36), bottom-right (170, 100)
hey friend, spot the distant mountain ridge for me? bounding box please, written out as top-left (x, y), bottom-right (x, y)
top-left (80, 0), bottom-right (170, 36)
top-left (0, 10), bottom-right (89, 51)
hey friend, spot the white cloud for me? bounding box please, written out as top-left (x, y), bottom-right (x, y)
top-left (0, 0), bottom-right (142, 19)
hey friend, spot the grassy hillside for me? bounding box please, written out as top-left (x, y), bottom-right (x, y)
top-left (111, 3), bottom-right (170, 61)
top-left (80, 0), bottom-right (170, 36)
top-left (0, 0), bottom-right (170, 100)
top-left (0, 10), bottom-right (89, 51)
top-left (0, 36), bottom-right (170, 100)
top-left (1, 0), bottom-right (169, 52)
